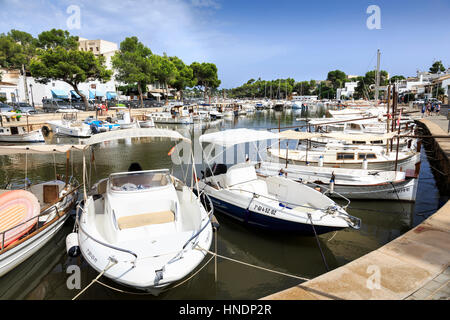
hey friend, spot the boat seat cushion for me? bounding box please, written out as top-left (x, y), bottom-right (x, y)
top-left (117, 210), bottom-right (175, 230)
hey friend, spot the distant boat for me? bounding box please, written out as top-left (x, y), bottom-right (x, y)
top-left (0, 113), bottom-right (44, 143)
top-left (47, 113), bottom-right (91, 138)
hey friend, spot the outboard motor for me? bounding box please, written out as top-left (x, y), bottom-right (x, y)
top-left (66, 233), bottom-right (80, 257)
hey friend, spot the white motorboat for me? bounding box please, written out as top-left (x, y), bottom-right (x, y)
top-left (74, 129), bottom-right (213, 294)
top-left (198, 129), bottom-right (361, 235)
top-left (146, 111), bottom-right (193, 125)
top-left (0, 113), bottom-right (45, 143)
top-left (268, 130), bottom-right (420, 171)
top-left (255, 161), bottom-right (419, 201)
top-left (138, 119), bottom-right (155, 128)
top-left (47, 113), bottom-right (91, 137)
top-left (0, 145), bottom-right (81, 277)
top-left (268, 145), bottom-right (420, 171)
top-left (0, 126), bottom-right (44, 143)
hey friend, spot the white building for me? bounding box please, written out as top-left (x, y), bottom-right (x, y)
top-left (336, 81), bottom-right (358, 99)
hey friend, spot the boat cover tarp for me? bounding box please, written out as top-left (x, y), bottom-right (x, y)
top-left (279, 130), bottom-right (322, 140)
top-left (84, 128), bottom-right (191, 146)
top-left (322, 132), bottom-right (398, 142)
top-left (199, 128), bottom-right (279, 147)
top-left (0, 144), bottom-right (86, 155)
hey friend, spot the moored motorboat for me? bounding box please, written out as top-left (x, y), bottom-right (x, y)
top-left (73, 128), bottom-right (213, 294)
top-left (198, 129), bottom-right (361, 235)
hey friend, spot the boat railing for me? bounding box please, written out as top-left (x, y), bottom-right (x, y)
top-left (75, 204), bottom-right (138, 262)
top-left (227, 187), bottom-right (352, 219)
top-left (0, 202), bottom-right (61, 253)
top-left (1, 185), bottom-right (79, 253)
top-left (181, 190), bottom-right (214, 250)
top-left (304, 181), bottom-right (351, 209)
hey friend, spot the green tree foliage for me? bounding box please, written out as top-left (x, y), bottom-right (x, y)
top-left (112, 37), bottom-right (153, 107)
top-left (326, 70), bottom-right (347, 89)
top-left (313, 82), bottom-right (335, 99)
top-left (169, 56), bottom-right (196, 101)
top-left (30, 46), bottom-right (112, 110)
top-left (354, 70), bottom-right (388, 100)
top-left (190, 62), bottom-right (221, 100)
top-left (228, 78), bottom-right (296, 99)
top-left (389, 75), bottom-right (405, 83)
top-left (37, 29), bottom-right (79, 50)
top-left (0, 34), bottom-right (25, 70)
top-left (429, 61), bottom-right (446, 74)
top-left (150, 54), bottom-right (178, 103)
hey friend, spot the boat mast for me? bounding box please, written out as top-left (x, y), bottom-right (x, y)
top-left (375, 49), bottom-right (381, 104)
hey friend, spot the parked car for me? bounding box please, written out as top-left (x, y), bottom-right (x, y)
top-left (9, 102), bottom-right (37, 114)
top-left (0, 102), bottom-right (13, 113)
top-left (428, 98), bottom-right (442, 104)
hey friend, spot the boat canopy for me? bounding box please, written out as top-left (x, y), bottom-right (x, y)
top-left (279, 130), bottom-right (322, 140)
top-left (322, 131), bottom-right (398, 142)
top-left (199, 128), bottom-right (279, 147)
top-left (0, 144), bottom-right (85, 155)
top-left (83, 128), bottom-right (191, 146)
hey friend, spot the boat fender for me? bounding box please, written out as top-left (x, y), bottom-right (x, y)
top-left (362, 158), bottom-right (368, 170)
top-left (318, 155), bottom-right (324, 167)
top-left (66, 232), bottom-right (80, 257)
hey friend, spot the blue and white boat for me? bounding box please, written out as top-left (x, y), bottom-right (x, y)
top-left (197, 129), bottom-right (361, 235)
top-left (84, 118), bottom-right (120, 133)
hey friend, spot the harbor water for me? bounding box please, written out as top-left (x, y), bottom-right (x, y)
top-left (0, 109), bottom-right (445, 300)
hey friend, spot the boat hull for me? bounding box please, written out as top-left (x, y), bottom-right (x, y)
top-left (0, 130), bottom-right (44, 143)
top-left (207, 194), bottom-right (345, 236)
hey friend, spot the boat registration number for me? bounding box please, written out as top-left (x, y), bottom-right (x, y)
top-left (389, 186), bottom-right (410, 194)
top-left (87, 249), bottom-right (98, 263)
top-left (253, 204), bottom-right (277, 216)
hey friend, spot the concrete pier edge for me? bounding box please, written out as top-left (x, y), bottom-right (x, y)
top-left (262, 118), bottom-right (450, 300)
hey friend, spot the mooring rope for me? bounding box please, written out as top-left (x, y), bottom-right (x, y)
top-left (91, 254), bottom-right (215, 296)
top-left (195, 246), bottom-right (311, 282)
top-left (72, 259), bottom-right (118, 300)
top-left (307, 213), bottom-right (330, 272)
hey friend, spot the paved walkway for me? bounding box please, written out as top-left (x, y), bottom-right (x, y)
top-left (262, 201), bottom-right (450, 300)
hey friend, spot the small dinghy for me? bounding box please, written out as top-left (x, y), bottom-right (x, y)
top-left (0, 190), bottom-right (40, 247)
top-left (0, 144), bottom-right (81, 277)
top-left (74, 129), bottom-right (213, 294)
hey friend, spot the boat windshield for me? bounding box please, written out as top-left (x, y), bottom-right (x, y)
top-left (109, 171), bottom-right (171, 192)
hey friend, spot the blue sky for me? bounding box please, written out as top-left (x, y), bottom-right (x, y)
top-left (1, 0), bottom-right (449, 88)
